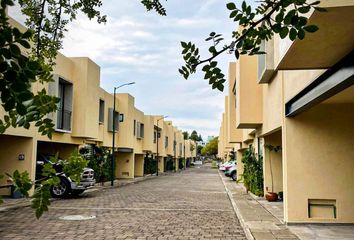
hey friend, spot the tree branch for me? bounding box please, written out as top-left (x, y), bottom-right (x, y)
top-left (193, 0), bottom-right (283, 67)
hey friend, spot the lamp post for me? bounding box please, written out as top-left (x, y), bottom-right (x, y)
top-left (183, 140), bottom-right (186, 170)
top-left (111, 82), bottom-right (135, 187)
top-left (156, 116), bottom-right (168, 176)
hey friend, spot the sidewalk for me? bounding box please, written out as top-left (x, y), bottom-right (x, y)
top-left (219, 171), bottom-right (299, 240)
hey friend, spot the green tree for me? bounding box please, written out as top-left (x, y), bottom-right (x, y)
top-left (197, 145), bottom-right (203, 155)
top-left (0, 0), bottom-right (164, 219)
top-left (189, 130), bottom-right (202, 142)
top-left (0, 0), bottom-right (165, 137)
top-left (178, 0), bottom-right (325, 91)
top-left (201, 137), bottom-right (218, 157)
top-left (182, 131), bottom-right (189, 140)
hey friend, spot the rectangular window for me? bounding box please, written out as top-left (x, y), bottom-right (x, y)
top-left (133, 120), bottom-right (136, 136)
top-left (99, 99), bottom-right (105, 124)
top-left (154, 131), bottom-right (157, 143)
top-left (140, 123), bottom-right (144, 138)
top-left (136, 122), bottom-right (144, 139)
top-left (107, 108), bottom-right (119, 132)
top-left (165, 136), bottom-right (168, 148)
top-left (57, 78), bottom-right (73, 131)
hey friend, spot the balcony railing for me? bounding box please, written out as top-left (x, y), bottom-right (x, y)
top-left (57, 108), bottom-right (72, 131)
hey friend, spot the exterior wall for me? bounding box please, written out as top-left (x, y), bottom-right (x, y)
top-left (115, 94), bottom-right (135, 149)
top-left (134, 154), bottom-right (144, 177)
top-left (227, 63), bottom-right (243, 143)
top-left (165, 122), bottom-right (174, 156)
top-left (154, 116), bottom-right (166, 157)
top-left (0, 135), bottom-right (36, 195)
top-left (283, 70), bottom-right (325, 103)
top-left (158, 156), bottom-right (164, 173)
top-left (261, 72), bottom-right (283, 135)
top-left (143, 116), bottom-right (154, 153)
top-left (176, 131), bottom-right (184, 159)
top-left (116, 152), bottom-right (134, 179)
top-left (236, 55), bottom-right (263, 128)
top-left (283, 103), bottom-right (354, 223)
top-left (69, 57), bottom-right (100, 139)
top-left (133, 108), bottom-right (144, 154)
top-left (263, 131), bottom-right (283, 195)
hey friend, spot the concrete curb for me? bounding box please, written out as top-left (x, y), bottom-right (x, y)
top-left (218, 171), bottom-right (254, 240)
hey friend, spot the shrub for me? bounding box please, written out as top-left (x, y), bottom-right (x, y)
top-left (241, 146), bottom-right (264, 196)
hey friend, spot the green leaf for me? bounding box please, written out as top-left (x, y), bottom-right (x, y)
top-left (297, 29), bottom-right (305, 40)
top-left (31, 185), bottom-right (51, 219)
top-left (22, 30), bottom-right (32, 39)
top-left (10, 44), bottom-right (21, 56)
top-left (16, 103), bottom-right (27, 115)
top-left (303, 25), bottom-right (319, 33)
top-left (10, 170), bottom-right (32, 197)
top-left (298, 6), bottom-right (310, 14)
top-left (275, 12), bottom-right (284, 23)
top-left (229, 10), bottom-right (238, 18)
top-left (181, 41), bottom-right (187, 48)
top-left (202, 64), bottom-right (210, 72)
top-left (234, 50), bottom-right (239, 59)
top-left (310, 1), bottom-right (321, 5)
top-left (216, 83), bottom-right (224, 92)
top-left (19, 40), bottom-right (31, 49)
top-left (279, 27), bottom-right (289, 39)
top-left (226, 2), bottom-right (236, 10)
top-left (289, 28), bottom-right (297, 41)
top-left (242, 1), bottom-right (247, 12)
top-left (284, 9), bottom-right (296, 25)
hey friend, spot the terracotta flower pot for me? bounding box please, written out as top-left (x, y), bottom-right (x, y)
top-left (266, 192), bottom-right (278, 202)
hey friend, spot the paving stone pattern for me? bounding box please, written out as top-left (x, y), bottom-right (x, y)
top-left (0, 166), bottom-right (246, 240)
top-left (220, 174), bottom-right (298, 240)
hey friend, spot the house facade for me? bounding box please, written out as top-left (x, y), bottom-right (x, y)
top-left (218, 1), bottom-right (354, 223)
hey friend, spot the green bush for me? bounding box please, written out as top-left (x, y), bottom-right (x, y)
top-left (241, 146), bottom-right (264, 196)
top-left (166, 158), bottom-right (175, 171)
top-left (144, 155), bottom-right (157, 174)
top-left (80, 145), bottom-right (111, 182)
top-left (178, 158), bottom-right (184, 169)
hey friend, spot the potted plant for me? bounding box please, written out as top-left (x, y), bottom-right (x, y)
top-left (264, 144), bottom-right (281, 202)
top-left (278, 191), bottom-right (283, 201)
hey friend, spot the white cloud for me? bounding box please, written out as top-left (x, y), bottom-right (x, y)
top-left (12, 0), bottom-right (238, 139)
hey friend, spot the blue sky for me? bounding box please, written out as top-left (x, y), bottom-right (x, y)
top-left (10, 1), bottom-right (257, 140)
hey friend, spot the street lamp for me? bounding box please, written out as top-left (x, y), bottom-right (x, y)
top-left (111, 82), bottom-right (135, 187)
top-left (156, 115), bottom-right (168, 176)
top-left (183, 139), bottom-right (186, 170)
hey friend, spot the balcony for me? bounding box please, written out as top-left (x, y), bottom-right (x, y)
top-left (258, 39), bottom-right (275, 84)
top-left (277, 3), bottom-right (354, 70)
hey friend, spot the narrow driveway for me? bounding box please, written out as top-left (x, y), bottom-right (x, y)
top-left (0, 166), bottom-right (246, 239)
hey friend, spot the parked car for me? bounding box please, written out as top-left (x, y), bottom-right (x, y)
top-left (225, 164), bottom-right (237, 181)
top-left (219, 160), bottom-right (236, 171)
top-left (36, 154), bottom-right (95, 198)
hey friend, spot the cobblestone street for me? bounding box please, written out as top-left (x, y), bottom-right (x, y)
top-left (0, 166), bottom-right (246, 239)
